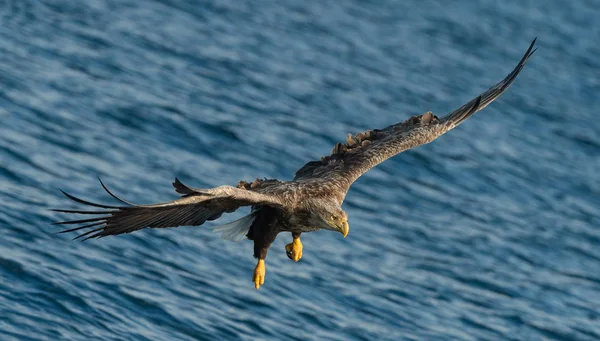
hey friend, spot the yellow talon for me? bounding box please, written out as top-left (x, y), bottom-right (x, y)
top-left (285, 237), bottom-right (303, 262)
top-left (252, 259), bottom-right (266, 289)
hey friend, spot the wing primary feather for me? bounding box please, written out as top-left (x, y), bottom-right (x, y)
top-left (454, 95), bottom-right (482, 125)
top-left (122, 207), bottom-right (185, 233)
top-left (60, 190), bottom-right (122, 209)
top-left (81, 233), bottom-right (103, 241)
top-left (483, 38), bottom-right (536, 102)
top-left (53, 216), bottom-right (110, 225)
top-left (115, 210), bottom-right (174, 233)
top-left (97, 177), bottom-right (138, 206)
top-left (82, 227), bottom-right (117, 241)
top-left (50, 208), bottom-right (115, 214)
top-left (57, 221), bottom-right (105, 234)
top-left (74, 226), bottom-right (106, 241)
top-left (102, 211), bottom-right (157, 235)
top-left (442, 38), bottom-right (536, 127)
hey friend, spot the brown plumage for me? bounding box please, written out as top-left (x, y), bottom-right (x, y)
top-left (53, 38), bottom-right (536, 289)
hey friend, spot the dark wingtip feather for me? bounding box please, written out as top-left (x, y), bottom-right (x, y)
top-left (520, 38), bottom-right (537, 65)
top-left (458, 95), bottom-right (482, 123)
top-left (98, 177), bottom-right (137, 206)
top-left (52, 216), bottom-right (109, 225)
top-left (60, 190), bottom-right (122, 209)
top-left (73, 226), bottom-right (106, 241)
top-left (56, 221), bottom-right (105, 234)
top-left (443, 38), bottom-right (536, 126)
top-left (465, 95), bottom-right (482, 118)
top-left (81, 229), bottom-right (110, 241)
top-left (50, 208), bottom-right (115, 214)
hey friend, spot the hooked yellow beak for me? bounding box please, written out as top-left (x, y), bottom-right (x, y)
top-left (340, 220), bottom-right (349, 238)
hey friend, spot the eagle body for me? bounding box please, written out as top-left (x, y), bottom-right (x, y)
top-left (239, 178), bottom-right (348, 259)
top-left (53, 39), bottom-right (537, 289)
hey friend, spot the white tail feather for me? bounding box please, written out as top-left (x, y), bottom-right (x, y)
top-left (211, 213), bottom-right (256, 242)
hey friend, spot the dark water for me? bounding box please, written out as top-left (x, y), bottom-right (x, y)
top-left (1, 0), bottom-right (599, 340)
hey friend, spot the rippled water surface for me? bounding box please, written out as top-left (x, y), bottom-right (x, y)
top-left (1, 1), bottom-right (599, 340)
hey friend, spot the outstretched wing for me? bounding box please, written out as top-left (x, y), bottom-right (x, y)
top-left (52, 178), bottom-right (284, 240)
top-left (294, 38), bottom-right (536, 193)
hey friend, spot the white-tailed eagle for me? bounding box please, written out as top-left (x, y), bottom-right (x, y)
top-left (54, 39), bottom-right (536, 289)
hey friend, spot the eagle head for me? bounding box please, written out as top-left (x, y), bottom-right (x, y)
top-left (307, 200), bottom-right (349, 238)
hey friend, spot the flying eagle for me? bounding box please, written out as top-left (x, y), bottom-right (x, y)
top-left (54, 39), bottom-right (536, 289)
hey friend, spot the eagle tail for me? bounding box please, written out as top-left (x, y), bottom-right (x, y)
top-left (212, 212), bottom-right (256, 242)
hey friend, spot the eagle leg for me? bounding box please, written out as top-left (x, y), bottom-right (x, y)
top-left (285, 232), bottom-right (303, 262)
top-left (252, 259), bottom-right (266, 289)
top-left (252, 231), bottom-right (276, 290)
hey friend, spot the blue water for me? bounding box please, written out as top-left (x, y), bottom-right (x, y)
top-left (1, 0), bottom-right (599, 340)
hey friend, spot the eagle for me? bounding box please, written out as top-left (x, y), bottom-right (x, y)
top-left (54, 39), bottom-right (536, 289)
